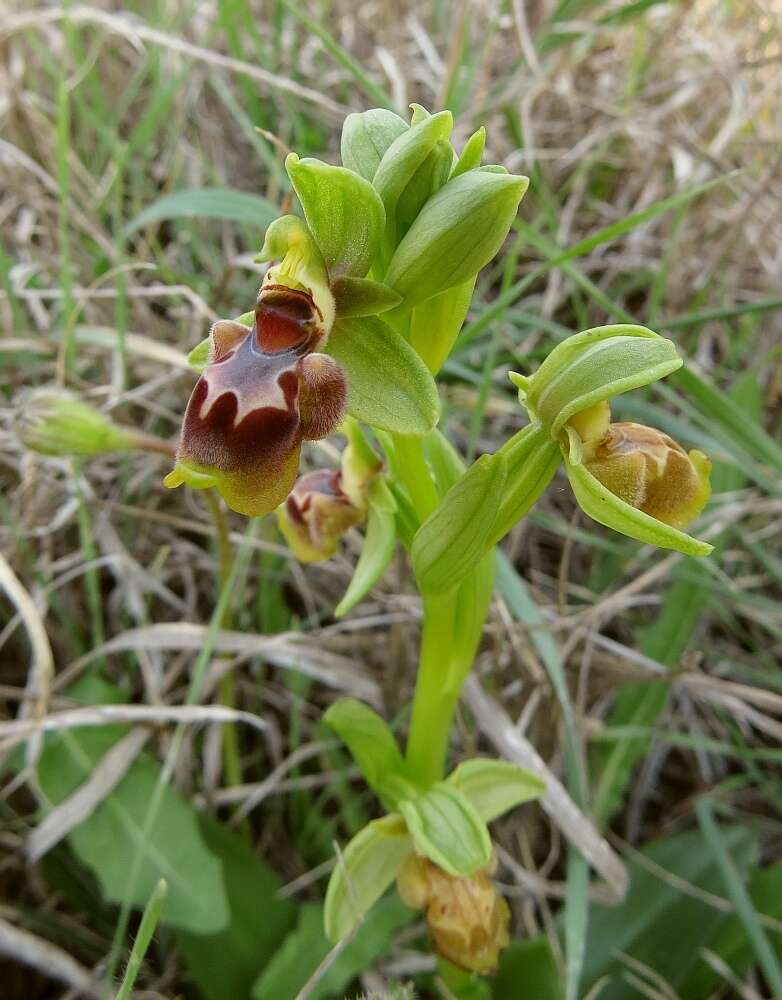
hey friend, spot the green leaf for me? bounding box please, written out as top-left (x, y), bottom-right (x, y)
top-left (125, 187), bottom-right (279, 235)
top-left (451, 127), bottom-right (486, 179)
top-left (579, 825), bottom-right (758, 999)
top-left (565, 456), bottom-right (712, 556)
top-left (327, 315), bottom-right (440, 435)
top-left (682, 863), bottom-right (782, 999)
top-left (35, 698), bottom-right (229, 934)
top-left (447, 758), bottom-right (544, 823)
top-left (384, 170), bottom-right (528, 307)
top-left (489, 423), bottom-right (561, 547)
top-left (331, 276), bottom-right (402, 317)
top-left (398, 783), bottom-right (492, 877)
top-left (255, 897), bottom-right (413, 1000)
top-left (335, 478), bottom-right (398, 617)
top-left (523, 325), bottom-right (683, 435)
top-left (411, 451), bottom-right (507, 594)
top-left (323, 815), bottom-right (412, 942)
top-left (176, 815), bottom-right (297, 1000)
top-left (491, 936), bottom-right (564, 1000)
top-left (286, 153), bottom-right (385, 278)
top-left (323, 698), bottom-right (406, 807)
top-left (340, 109), bottom-right (409, 181)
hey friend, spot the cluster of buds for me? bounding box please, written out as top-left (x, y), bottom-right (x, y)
top-left (396, 853), bottom-right (509, 975)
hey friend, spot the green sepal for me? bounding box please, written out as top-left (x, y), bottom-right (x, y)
top-left (335, 477), bottom-right (398, 618)
top-left (373, 110), bottom-right (454, 255)
top-left (409, 102), bottom-right (431, 126)
top-left (331, 276), bottom-right (402, 318)
top-left (187, 310), bottom-right (254, 374)
top-left (409, 276), bottom-right (476, 374)
top-left (398, 783), bottom-right (492, 877)
top-left (565, 453), bottom-right (713, 556)
top-left (323, 815), bottom-right (412, 942)
top-left (447, 758), bottom-right (545, 823)
top-left (451, 127), bottom-right (486, 178)
top-left (411, 451), bottom-right (507, 595)
top-left (523, 325), bottom-right (683, 436)
top-left (323, 698), bottom-right (406, 805)
top-left (340, 109), bottom-right (409, 182)
top-left (327, 316), bottom-right (440, 435)
top-left (187, 337), bottom-right (211, 375)
top-left (489, 423), bottom-right (562, 547)
top-left (286, 154), bottom-right (385, 278)
top-left (384, 169), bottom-right (529, 307)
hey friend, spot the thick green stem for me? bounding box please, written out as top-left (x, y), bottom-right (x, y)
top-left (392, 433), bottom-right (440, 522)
top-left (404, 591), bottom-right (460, 785)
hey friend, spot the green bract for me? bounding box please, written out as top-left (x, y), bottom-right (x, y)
top-left (340, 108), bottom-right (409, 181)
top-left (327, 316), bottom-right (440, 435)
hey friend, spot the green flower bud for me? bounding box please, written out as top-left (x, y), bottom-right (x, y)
top-left (384, 169), bottom-right (528, 307)
top-left (340, 108), bottom-right (409, 181)
top-left (19, 389), bottom-right (137, 457)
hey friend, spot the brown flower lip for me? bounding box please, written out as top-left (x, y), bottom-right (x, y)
top-left (165, 284), bottom-right (346, 517)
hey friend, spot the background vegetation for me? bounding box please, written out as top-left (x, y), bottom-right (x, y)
top-left (1, 1), bottom-right (781, 997)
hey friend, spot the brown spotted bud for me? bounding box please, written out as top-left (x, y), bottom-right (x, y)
top-left (580, 417), bottom-right (711, 531)
top-left (277, 468), bottom-right (363, 563)
top-left (165, 285), bottom-right (347, 517)
top-left (396, 854), bottom-right (509, 975)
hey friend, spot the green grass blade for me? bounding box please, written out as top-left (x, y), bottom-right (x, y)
top-left (124, 188), bottom-right (280, 235)
top-left (696, 799), bottom-right (782, 997)
top-left (115, 878), bottom-right (167, 1000)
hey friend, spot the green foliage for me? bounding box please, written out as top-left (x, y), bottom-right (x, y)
top-left (335, 476), bottom-right (398, 617)
top-left (256, 898), bottom-right (413, 1000)
top-left (35, 679), bottom-right (229, 935)
top-left (176, 815), bottom-right (297, 999)
top-left (124, 187), bottom-right (279, 234)
top-left (491, 936), bottom-right (563, 999)
top-left (323, 698), bottom-right (407, 806)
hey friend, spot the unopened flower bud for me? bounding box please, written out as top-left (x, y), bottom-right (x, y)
top-left (396, 854), bottom-right (509, 975)
top-left (578, 415), bottom-right (711, 531)
top-left (277, 468), bottom-right (363, 563)
top-left (19, 389), bottom-right (136, 457)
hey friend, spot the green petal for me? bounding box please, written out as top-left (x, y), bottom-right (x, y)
top-left (565, 454), bottom-right (713, 556)
top-left (324, 815), bottom-right (412, 943)
top-left (526, 325), bottom-right (682, 435)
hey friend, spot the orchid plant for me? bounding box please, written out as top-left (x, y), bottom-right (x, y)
top-left (25, 105), bottom-right (713, 976)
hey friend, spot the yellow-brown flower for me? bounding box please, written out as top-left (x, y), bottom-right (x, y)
top-left (397, 854), bottom-right (509, 974)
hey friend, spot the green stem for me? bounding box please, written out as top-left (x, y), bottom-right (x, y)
top-left (405, 591), bottom-right (460, 785)
top-left (392, 434), bottom-right (440, 522)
